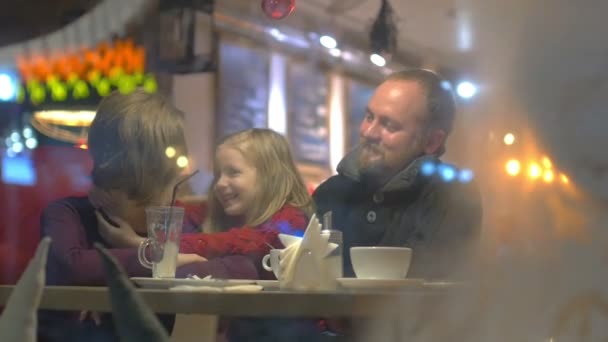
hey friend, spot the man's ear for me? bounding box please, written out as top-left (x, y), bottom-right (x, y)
top-left (423, 128), bottom-right (447, 155)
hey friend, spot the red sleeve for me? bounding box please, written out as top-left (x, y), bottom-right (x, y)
top-left (179, 206), bottom-right (308, 259)
top-left (175, 200), bottom-right (207, 233)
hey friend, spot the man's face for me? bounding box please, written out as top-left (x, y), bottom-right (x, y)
top-left (358, 80), bottom-right (431, 179)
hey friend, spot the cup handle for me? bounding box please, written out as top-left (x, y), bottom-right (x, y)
top-left (262, 254), bottom-right (273, 271)
top-left (137, 239), bottom-right (153, 269)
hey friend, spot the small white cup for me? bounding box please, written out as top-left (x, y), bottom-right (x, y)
top-left (262, 249), bottom-right (282, 279)
top-left (350, 247), bottom-right (412, 279)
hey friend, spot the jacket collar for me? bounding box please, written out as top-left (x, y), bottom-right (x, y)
top-left (337, 146), bottom-right (439, 193)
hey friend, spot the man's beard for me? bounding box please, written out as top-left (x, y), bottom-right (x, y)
top-left (358, 143), bottom-right (387, 179)
top-left (357, 137), bottom-right (425, 185)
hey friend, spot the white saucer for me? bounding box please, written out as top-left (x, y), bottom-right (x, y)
top-left (131, 277), bottom-right (256, 289)
top-left (337, 277), bottom-right (424, 290)
top-left (256, 280), bottom-right (280, 289)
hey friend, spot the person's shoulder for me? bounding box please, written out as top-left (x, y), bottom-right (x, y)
top-left (260, 205), bottom-right (309, 234)
top-left (42, 196), bottom-right (93, 218)
top-left (313, 174), bottom-right (354, 198)
top-left (272, 205), bottom-right (308, 225)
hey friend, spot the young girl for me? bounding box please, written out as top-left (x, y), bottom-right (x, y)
top-left (178, 128), bottom-right (321, 342)
top-left (179, 128), bottom-right (314, 277)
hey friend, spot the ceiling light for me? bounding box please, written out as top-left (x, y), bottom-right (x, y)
top-left (503, 133), bottom-right (515, 145)
top-left (370, 54), bottom-right (386, 67)
top-left (329, 48), bottom-right (341, 57)
top-left (319, 35), bottom-right (337, 49)
top-left (456, 81), bottom-right (477, 99)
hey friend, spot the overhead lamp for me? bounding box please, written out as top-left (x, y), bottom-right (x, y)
top-left (370, 54), bottom-right (386, 67)
top-left (320, 35), bottom-right (337, 49)
top-left (456, 81), bottom-right (477, 99)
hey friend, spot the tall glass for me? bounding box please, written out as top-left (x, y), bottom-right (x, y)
top-left (137, 206), bottom-right (184, 278)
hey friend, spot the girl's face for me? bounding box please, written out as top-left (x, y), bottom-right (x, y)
top-left (214, 145), bottom-right (258, 218)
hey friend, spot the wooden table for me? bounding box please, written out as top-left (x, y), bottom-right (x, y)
top-left (0, 285), bottom-right (451, 341)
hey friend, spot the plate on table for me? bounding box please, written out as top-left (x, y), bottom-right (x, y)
top-left (256, 280), bottom-right (280, 290)
top-left (131, 277), bottom-right (256, 289)
top-left (337, 278), bottom-right (425, 290)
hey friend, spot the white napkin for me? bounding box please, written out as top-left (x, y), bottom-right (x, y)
top-left (278, 214), bottom-right (338, 290)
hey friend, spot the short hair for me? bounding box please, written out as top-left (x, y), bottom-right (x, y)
top-left (203, 128), bottom-right (313, 232)
top-left (385, 69), bottom-right (456, 155)
top-left (88, 89), bottom-right (188, 204)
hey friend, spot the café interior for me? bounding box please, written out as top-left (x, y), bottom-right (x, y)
top-left (0, 0), bottom-right (607, 341)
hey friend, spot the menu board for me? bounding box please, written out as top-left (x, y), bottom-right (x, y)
top-left (347, 79), bottom-right (375, 149)
top-left (216, 38), bottom-right (269, 139)
top-left (288, 61), bottom-right (330, 165)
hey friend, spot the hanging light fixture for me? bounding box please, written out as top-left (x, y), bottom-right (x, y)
top-left (369, 0), bottom-right (398, 62)
top-left (157, 0), bottom-right (216, 73)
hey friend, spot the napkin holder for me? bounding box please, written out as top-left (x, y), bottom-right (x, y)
top-left (278, 215), bottom-right (339, 291)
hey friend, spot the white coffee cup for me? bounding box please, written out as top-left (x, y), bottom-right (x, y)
top-left (350, 247), bottom-right (412, 279)
top-left (262, 249), bottom-right (282, 279)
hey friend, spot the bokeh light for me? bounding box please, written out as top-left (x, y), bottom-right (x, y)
top-left (528, 163), bottom-right (542, 179)
top-left (503, 133), bottom-right (515, 146)
top-left (506, 159), bottom-right (521, 176)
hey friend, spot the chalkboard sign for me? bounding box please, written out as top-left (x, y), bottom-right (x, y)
top-left (216, 38), bottom-right (269, 139)
top-left (347, 79), bottom-right (375, 149)
top-left (288, 61), bottom-right (329, 165)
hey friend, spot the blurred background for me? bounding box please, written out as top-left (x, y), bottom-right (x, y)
top-left (0, 0), bottom-right (606, 309)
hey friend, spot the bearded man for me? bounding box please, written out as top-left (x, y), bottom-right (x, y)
top-left (313, 69), bottom-right (482, 280)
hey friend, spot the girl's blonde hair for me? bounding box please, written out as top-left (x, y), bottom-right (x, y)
top-left (203, 128), bottom-right (313, 232)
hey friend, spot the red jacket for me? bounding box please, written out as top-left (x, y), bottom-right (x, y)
top-left (180, 205), bottom-right (308, 258)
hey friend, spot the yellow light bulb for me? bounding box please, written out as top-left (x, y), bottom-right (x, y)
top-left (165, 146), bottom-right (176, 158)
top-left (543, 169), bottom-right (554, 183)
top-left (503, 133), bottom-right (515, 145)
top-left (528, 163), bottom-right (542, 179)
top-left (176, 156), bottom-right (189, 168)
top-left (505, 159), bottom-right (521, 176)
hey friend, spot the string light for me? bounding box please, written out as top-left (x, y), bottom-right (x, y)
top-left (528, 163), bottom-right (542, 179)
top-left (176, 156), bottom-right (189, 168)
top-left (543, 169), bottom-right (554, 183)
top-left (505, 159), bottom-right (521, 176)
top-left (504, 155), bottom-right (571, 186)
top-left (165, 146), bottom-right (176, 158)
top-left (503, 133), bottom-right (515, 145)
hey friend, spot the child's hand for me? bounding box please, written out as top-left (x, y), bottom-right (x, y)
top-left (177, 253), bottom-right (207, 267)
top-left (95, 210), bottom-right (144, 248)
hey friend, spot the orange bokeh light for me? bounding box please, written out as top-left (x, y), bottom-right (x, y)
top-left (528, 163), bottom-right (542, 179)
top-left (506, 159), bottom-right (521, 176)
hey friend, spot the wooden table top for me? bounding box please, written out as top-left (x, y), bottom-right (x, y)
top-left (0, 285), bottom-right (453, 317)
